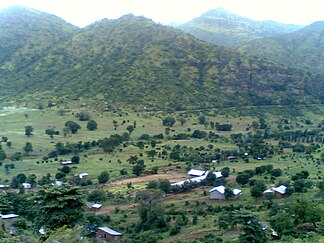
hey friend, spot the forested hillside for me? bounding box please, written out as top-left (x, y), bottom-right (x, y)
top-left (0, 7), bottom-right (322, 110)
top-left (238, 21), bottom-right (324, 74)
top-left (177, 8), bottom-right (302, 48)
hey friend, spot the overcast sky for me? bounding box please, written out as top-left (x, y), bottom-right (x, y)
top-left (0, 0), bottom-right (323, 27)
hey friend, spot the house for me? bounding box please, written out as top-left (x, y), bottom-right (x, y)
top-left (171, 173), bottom-right (208, 187)
top-left (263, 185), bottom-right (287, 198)
top-left (79, 173), bottom-right (89, 179)
top-left (87, 202), bottom-right (103, 212)
top-left (0, 185), bottom-right (10, 190)
top-left (187, 169), bottom-right (206, 177)
top-left (273, 185), bottom-right (287, 197)
top-left (22, 183), bottom-right (31, 189)
top-left (209, 185), bottom-right (241, 200)
top-left (213, 171), bottom-right (223, 178)
top-left (1, 214), bottom-right (19, 229)
top-left (97, 226), bottom-right (122, 242)
top-left (60, 161), bottom-right (72, 165)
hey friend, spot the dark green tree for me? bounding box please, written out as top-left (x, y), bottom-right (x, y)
top-left (236, 173), bottom-right (250, 185)
top-left (224, 188), bottom-right (234, 200)
top-left (97, 171), bottom-right (110, 184)
top-left (23, 142), bottom-right (33, 155)
top-left (65, 121), bottom-right (81, 134)
top-left (76, 112), bottom-right (91, 121)
top-left (132, 160), bottom-right (146, 176)
top-left (162, 116), bottom-right (176, 127)
top-left (86, 120), bottom-right (97, 131)
top-left (25, 126), bottom-right (34, 137)
top-left (159, 179), bottom-right (171, 194)
top-left (250, 180), bottom-right (267, 199)
top-left (0, 149), bottom-right (6, 161)
top-left (136, 190), bottom-right (169, 231)
top-left (33, 186), bottom-right (85, 230)
top-left (126, 125), bottom-right (135, 134)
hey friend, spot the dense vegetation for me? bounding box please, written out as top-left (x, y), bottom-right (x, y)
top-left (238, 21), bottom-right (324, 74)
top-left (0, 7), bottom-right (322, 111)
top-left (177, 8), bottom-right (302, 48)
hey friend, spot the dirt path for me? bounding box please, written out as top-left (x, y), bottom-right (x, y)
top-left (105, 173), bottom-right (190, 188)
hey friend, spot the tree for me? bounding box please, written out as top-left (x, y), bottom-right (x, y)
top-left (250, 181), bottom-right (267, 199)
top-left (132, 160), bottom-right (146, 176)
top-left (224, 188), bottom-right (234, 200)
top-left (25, 126), bottom-right (34, 137)
top-left (136, 190), bottom-right (169, 231)
top-left (270, 210), bottom-right (294, 238)
top-left (86, 120), bottom-right (97, 131)
top-left (0, 149), bottom-right (6, 161)
top-left (23, 142), bottom-right (33, 155)
top-left (65, 121), bottom-right (81, 134)
top-left (33, 186), bottom-right (85, 230)
top-left (162, 116), bottom-right (176, 127)
top-left (146, 150), bottom-right (157, 160)
top-left (98, 171), bottom-right (110, 184)
top-left (126, 125), bottom-right (135, 134)
top-left (159, 179), bottom-right (171, 194)
top-left (87, 189), bottom-right (106, 202)
top-left (179, 117), bottom-right (186, 126)
top-left (232, 209), bottom-right (268, 243)
top-left (236, 173), bottom-right (250, 185)
top-left (75, 111), bottom-right (91, 121)
top-left (270, 168), bottom-right (282, 177)
top-left (71, 155), bottom-right (80, 164)
top-left (198, 115), bottom-right (206, 125)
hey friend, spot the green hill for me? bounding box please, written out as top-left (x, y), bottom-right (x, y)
top-left (0, 7), bottom-right (322, 110)
top-left (0, 6), bottom-right (79, 92)
top-left (177, 8), bottom-right (302, 48)
top-left (238, 21), bottom-right (324, 74)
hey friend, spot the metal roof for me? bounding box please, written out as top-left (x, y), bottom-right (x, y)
top-left (98, 226), bottom-right (122, 236)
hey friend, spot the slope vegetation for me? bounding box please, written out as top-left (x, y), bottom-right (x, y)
top-left (0, 7), bottom-right (322, 110)
top-left (238, 21), bottom-right (324, 74)
top-left (177, 8), bottom-right (302, 48)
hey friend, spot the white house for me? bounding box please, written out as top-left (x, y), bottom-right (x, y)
top-left (22, 183), bottom-right (31, 189)
top-left (213, 171), bottom-right (223, 178)
top-left (60, 161), bottom-right (72, 165)
top-left (263, 185), bottom-right (287, 198)
top-left (171, 173), bottom-right (208, 187)
top-left (209, 185), bottom-right (241, 200)
top-left (79, 173), bottom-right (89, 179)
top-left (188, 169), bottom-right (206, 177)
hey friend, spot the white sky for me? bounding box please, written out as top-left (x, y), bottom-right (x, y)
top-left (0, 0), bottom-right (323, 27)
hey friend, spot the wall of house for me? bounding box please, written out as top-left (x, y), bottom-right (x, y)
top-left (210, 191), bottom-right (225, 200)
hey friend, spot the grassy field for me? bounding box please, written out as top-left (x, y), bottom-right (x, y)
top-left (0, 104), bottom-right (323, 242)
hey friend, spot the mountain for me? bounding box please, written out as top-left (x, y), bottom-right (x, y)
top-left (177, 8), bottom-right (303, 48)
top-left (238, 21), bottom-right (324, 74)
top-left (0, 6), bottom-right (79, 92)
top-left (0, 7), bottom-right (322, 110)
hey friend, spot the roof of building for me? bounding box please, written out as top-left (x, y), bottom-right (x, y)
top-left (79, 173), bottom-right (89, 178)
top-left (233, 189), bottom-right (242, 196)
top-left (98, 227), bottom-right (122, 236)
top-left (188, 169), bottom-right (206, 177)
top-left (263, 189), bottom-right (274, 193)
top-left (209, 185), bottom-right (225, 194)
top-left (61, 161), bottom-right (72, 165)
top-left (272, 185), bottom-right (287, 194)
top-left (92, 203), bottom-right (102, 209)
top-left (171, 173), bottom-right (208, 187)
top-left (1, 214), bottom-right (19, 219)
top-left (213, 171), bottom-right (223, 178)
top-left (209, 185), bottom-right (241, 196)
